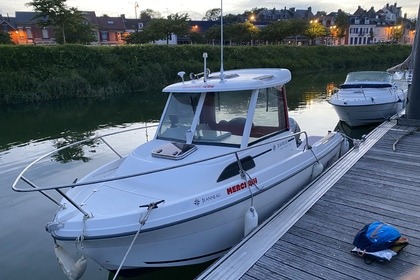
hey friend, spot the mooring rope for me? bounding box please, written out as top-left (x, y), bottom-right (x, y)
top-left (112, 200), bottom-right (165, 280)
top-left (371, 97), bottom-right (391, 121)
top-left (234, 152), bottom-right (255, 206)
top-left (392, 128), bottom-right (417, 151)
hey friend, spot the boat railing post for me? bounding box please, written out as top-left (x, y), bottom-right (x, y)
top-left (55, 188), bottom-right (92, 219)
top-left (301, 131), bottom-right (310, 150)
top-left (20, 176), bottom-right (92, 218)
top-left (100, 137), bottom-right (122, 158)
top-left (21, 176), bottom-right (62, 206)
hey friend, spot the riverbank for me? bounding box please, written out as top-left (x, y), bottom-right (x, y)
top-left (0, 44), bottom-right (411, 105)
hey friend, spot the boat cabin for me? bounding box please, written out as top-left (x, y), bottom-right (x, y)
top-left (340, 71), bottom-right (395, 89)
top-left (156, 70), bottom-right (292, 149)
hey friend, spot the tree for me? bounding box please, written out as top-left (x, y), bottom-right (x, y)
top-left (0, 32), bottom-right (13, 44)
top-left (205, 25), bottom-right (221, 44)
top-left (286, 19), bottom-right (308, 44)
top-left (124, 29), bottom-right (153, 44)
top-left (306, 21), bottom-right (327, 45)
top-left (27, 0), bottom-right (94, 44)
top-left (133, 14), bottom-right (189, 45)
top-left (167, 13), bottom-right (190, 38)
top-left (189, 30), bottom-right (206, 44)
top-left (223, 13), bottom-right (245, 25)
top-left (144, 18), bottom-right (167, 43)
top-left (55, 8), bottom-right (96, 44)
top-left (140, 9), bottom-right (161, 22)
top-left (335, 10), bottom-right (349, 44)
top-left (260, 21), bottom-right (289, 44)
top-left (224, 22), bottom-right (259, 45)
top-left (203, 8), bottom-right (221, 21)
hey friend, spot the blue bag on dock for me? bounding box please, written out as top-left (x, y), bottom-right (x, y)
top-left (353, 221), bottom-right (401, 252)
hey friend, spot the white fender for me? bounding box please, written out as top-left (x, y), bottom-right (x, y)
top-left (54, 244), bottom-right (87, 280)
top-left (244, 206), bottom-right (258, 236)
top-left (340, 138), bottom-right (350, 157)
top-left (311, 162), bottom-right (324, 180)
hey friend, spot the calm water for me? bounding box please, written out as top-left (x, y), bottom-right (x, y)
top-left (0, 70), bottom-right (376, 280)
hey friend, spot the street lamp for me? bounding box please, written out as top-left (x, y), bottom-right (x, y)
top-left (134, 1), bottom-right (139, 19)
top-left (134, 1), bottom-right (139, 33)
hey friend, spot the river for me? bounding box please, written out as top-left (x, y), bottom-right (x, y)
top-left (0, 70), bottom-right (377, 280)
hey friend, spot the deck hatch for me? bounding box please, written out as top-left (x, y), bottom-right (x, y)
top-left (152, 142), bottom-right (197, 160)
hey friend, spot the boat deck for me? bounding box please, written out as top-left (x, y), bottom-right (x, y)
top-left (197, 119), bottom-right (420, 280)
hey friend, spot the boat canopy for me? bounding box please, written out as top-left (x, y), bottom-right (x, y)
top-left (162, 68), bottom-right (291, 93)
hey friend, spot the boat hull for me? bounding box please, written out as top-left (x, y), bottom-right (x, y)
top-left (330, 101), bottom-right (403, 127)
top-left (55, 137), bottom-right (345, 271)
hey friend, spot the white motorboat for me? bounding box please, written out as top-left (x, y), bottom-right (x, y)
top-left (12, 57), bottom-right (349, 277)
top-left (328, 71), bottom-right (407, 127)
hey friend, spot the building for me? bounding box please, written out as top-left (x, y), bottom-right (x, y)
top-left (13, 11), bottom-right (56, 45)
top-left (257, 7), bottom-right (314, 21)
top-left (347, 3), bottom-right (412, 46)
top-left (96, 15), bottom-right (126, 45)
top-left (0, 2), bottom-right (415, 46)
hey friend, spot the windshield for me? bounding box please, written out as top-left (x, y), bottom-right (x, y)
top-left (157, 93), bottom-right (199, 142)
top-left (345, 72), bottom-right (393, 83)
top-left (156, 88), bottom-right (288, 146)
top-left (157, 91), bottom-right (252, 145)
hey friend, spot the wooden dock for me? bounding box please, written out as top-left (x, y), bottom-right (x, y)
top-left (198, 119), bottom-right (420, 280)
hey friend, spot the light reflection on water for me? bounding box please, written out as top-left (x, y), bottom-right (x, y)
top-left (0, 71), bottom-right (376, 280)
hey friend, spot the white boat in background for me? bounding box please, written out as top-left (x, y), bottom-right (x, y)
top-left (12, 54), bottom-right (349, 278)
top-left (328, 71), bottom-right (407, 127)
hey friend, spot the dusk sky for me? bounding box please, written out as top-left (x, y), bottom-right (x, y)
top-left (1, 0), bottom-right (418, 20)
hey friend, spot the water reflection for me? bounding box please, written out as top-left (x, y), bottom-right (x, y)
top-left (0, 92), bottom-right (166, 152)
top-left (51, 132), bottom-right (97, 163)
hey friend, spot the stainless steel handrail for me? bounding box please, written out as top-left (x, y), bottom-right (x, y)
top-left (12, 128), bottom-right (314, 217)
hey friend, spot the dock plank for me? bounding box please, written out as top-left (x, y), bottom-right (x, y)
top-left (198, 121), bottom-right (420, 280)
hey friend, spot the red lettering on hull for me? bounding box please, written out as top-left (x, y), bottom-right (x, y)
top-left (226, 178), bottom-right (258, 195)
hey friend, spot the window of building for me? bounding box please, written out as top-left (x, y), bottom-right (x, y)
top-left (26, 28), bottom-right (33, 38)
top-left (42, 28), bottom-right (49, 39)
top-left (101, 31), bottom-right (108, 41)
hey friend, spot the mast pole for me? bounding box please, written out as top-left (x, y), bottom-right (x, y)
top-left (220, 0), bottom-right (225, 81)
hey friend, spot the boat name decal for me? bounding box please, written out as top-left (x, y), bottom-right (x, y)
top-left (226, 178), bottom-right (258, 195)
top-left (194, 193), bottom-right (222, 206)
top-left (272, 140), bottom-right (288, 151)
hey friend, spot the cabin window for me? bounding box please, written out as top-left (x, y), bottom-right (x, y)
top-left (250, 86), bottom-right (287, 139)
top-left (196, 90), bottom-right (252, 146)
